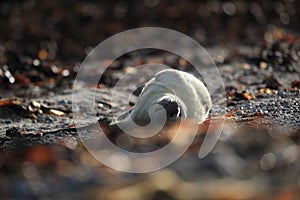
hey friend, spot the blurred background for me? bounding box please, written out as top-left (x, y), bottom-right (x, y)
top-left (0, 0), bottom-right (299, 96)
top-left (0, 0), bottom-right (300, 199)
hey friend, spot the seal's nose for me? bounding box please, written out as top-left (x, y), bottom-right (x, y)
top-left (157, 99), bottom-right (181, 118)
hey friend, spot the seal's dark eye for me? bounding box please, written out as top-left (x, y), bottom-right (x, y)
top-left (157, 99), bottom-right (181, 118)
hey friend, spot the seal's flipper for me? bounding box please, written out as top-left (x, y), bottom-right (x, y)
top-left (157, 98), bottom-right (181, 118)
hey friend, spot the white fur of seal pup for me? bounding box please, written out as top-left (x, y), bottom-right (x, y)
top-left (115, 69), bottom-right (211, 127)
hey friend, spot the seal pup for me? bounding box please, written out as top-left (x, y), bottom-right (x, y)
top-left (114, 69), bottom-right (211, 127)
